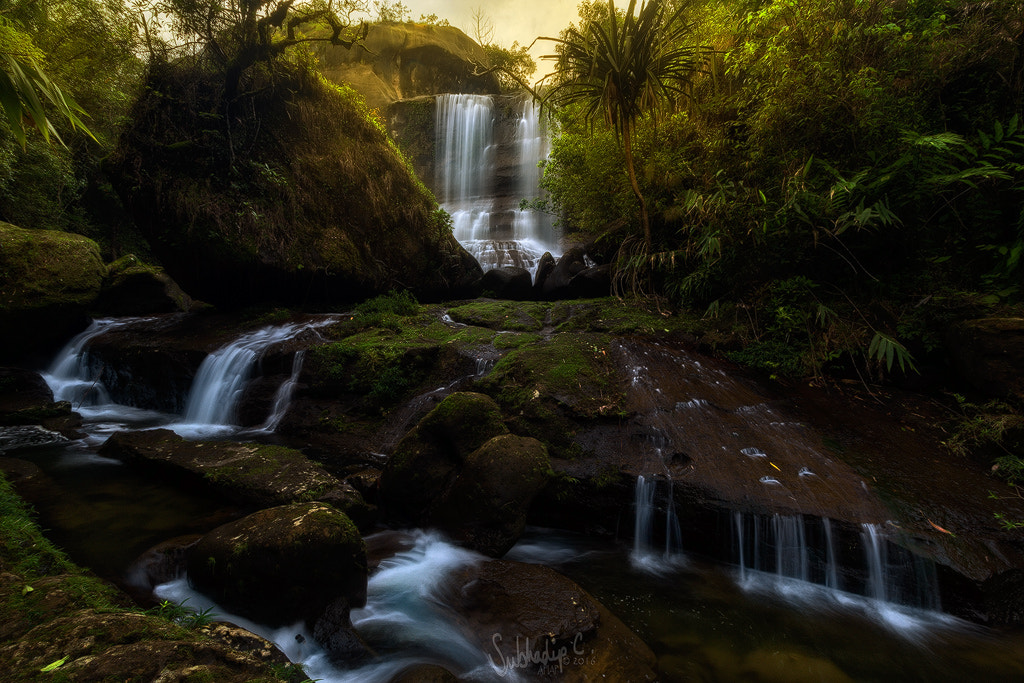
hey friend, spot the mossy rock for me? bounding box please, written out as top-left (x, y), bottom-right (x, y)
top-left (186, 502), bottom-right (367, 627)
top-left (430, 434), bottom-right (552, 557)
top-left (95, 253), bottom-right (192, 315)
top-left (108, 59), bottom-right (481, 308)
top-left (100, 429), bottom-right (369, 519)
top-left (0, 222), bottom-right (105, 360)
top-left (0, 473), bottom-right (300, 682)
top-left (379, 392), bottom-right (508, 522)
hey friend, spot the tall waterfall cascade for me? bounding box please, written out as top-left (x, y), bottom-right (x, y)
top-left (434, 93), bottom-right (559, 273)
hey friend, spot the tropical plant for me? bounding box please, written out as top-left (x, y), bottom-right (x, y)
top-left (0, 18), bottom-right (95, 148)
top-left (539, 0), bottom-right (706, 251)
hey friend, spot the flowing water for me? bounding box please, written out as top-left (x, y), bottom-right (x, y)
top-left (435, 94), bottom-right (559, 273)
top-left (17, 319), bottom-right (1024, 680)
top-left (41, 316), bottom-right (334, 440)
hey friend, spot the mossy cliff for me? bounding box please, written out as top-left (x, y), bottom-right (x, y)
top-left (109, 57), bottom-right (481, 308)
top-left (315, 23), bottom-right (500, 112)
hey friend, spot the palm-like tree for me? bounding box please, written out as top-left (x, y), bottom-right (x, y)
top-left (540, 0), bottom-right (704, 249)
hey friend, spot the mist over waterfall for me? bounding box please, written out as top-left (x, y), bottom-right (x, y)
top-left (435, 93), bottom-right (559, 273)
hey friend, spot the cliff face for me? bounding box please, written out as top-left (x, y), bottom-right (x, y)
top-left (316, 23), bottom-right (501, 112)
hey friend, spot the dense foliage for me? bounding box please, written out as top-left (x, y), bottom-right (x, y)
top-left (0, 0), bottom-right (142, 240)
top-left (541, 0), bottom-right (1023, 380)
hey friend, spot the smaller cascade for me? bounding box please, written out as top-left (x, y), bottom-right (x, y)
top-left (178, 319), bottom-right (332, 437)
top-left (733, 514), bottom-right (941, 610)
top-left (45, 318), bottom-right (145, 408)
top-left (258, 351), bottom-right (305, 432)
top-left (631, 474), bottom-right (684, 572)
top-left (734, 514), bottom-right (836, 588)
top-left (860, 523), bottom-right (940, 609)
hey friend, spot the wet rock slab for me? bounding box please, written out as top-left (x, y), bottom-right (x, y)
top-left (99, 428), bottom-right (368, 517)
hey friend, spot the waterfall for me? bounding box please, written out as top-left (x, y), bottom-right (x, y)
top-left (631, 475), bottom-right (684, 571)
top-left (178, 319), bottom-right (332, 437)
top-left (258, 350), bottom-right (305, 432)
top-left (733, 514), bottom-right (940, 609)
top-left (435, 93), bottom-right (559, 274)
top-left (45, 318), bottom-right (139, 408)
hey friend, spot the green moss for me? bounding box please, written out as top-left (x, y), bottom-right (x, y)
top-left (0, 222), bottom-right (105, 312)
top-left (446, 301), bottom-right (549, 331)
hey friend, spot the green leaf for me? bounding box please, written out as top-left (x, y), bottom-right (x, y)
top-left (40, 657), bottom-right (67, 672)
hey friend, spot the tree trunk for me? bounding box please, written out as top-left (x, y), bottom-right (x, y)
top-left (622, 123), bottom-right (651, 249)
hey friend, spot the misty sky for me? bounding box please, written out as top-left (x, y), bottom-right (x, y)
top-left (404, 1), bottom-right (584, 80)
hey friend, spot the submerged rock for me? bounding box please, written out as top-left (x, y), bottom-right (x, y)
top-left (442, 559), bottom-right (658, 681)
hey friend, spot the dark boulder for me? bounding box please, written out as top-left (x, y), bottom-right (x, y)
top-left (95, 254), bottom-right (192, 315)
top-left (533, 251), bottom-right (556, 292)
top-left (380, 393), bottom-right (551, 556)
top-left (541, 247), bottom-right (588, 299)
top-left (568, 263), bottom-right (612, 299)
top-left (186, 502), bottom-right (367, 634)
top-left (443, 560), bottom-right (658, 681)
top-left (430, 434), bottom-right (552, 557)
top-left (380, 392), bottom-right (508, 523)
top-left (480, 266), bottom-right (533, 300)
top-left (0, 368), bottom-right (81, 436)
top-left (947, 317), bottom-right (1024, 401)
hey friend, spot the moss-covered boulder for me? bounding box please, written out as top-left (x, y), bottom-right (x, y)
top-left (0, 472), bottom-right (303, 682)
top-left (431, 434), bottom-right (551, 557)
top-left (186, 502), bottom-right (367, 630)
top-left (379, 392), bottom-right (508, 522)
top-left (380, 393), bottom-right (551, 556)
top-left (100, 429), bottom-right (371, 524)
top-left (95, 253), bottom-right (192, 315)
top-left (109, 58), bottom-right (481, 308)
top-left (316, 23), bottom-right (499, 113)
top-left (0, 222), bottom-right (105, 360)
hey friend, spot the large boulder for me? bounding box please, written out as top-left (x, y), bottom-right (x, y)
top-left (0, 223), bottom-right (105, 361)
top-left (380, 392), bottom-right (509, 522)
top-left (94, 254), bottom-right (192, 315)
top-left (430, 434), bottom-right (552, 557)
top-left (316, 23), bottom-right (499, 112)
top-left (480, 266), bottom-right (534, 300)
top-left (380, 392), bottom-right (551, 556)
top-left (109, 59), bottom-right (481, 308)
top-left (186, 502), bottom-right (367, 633)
